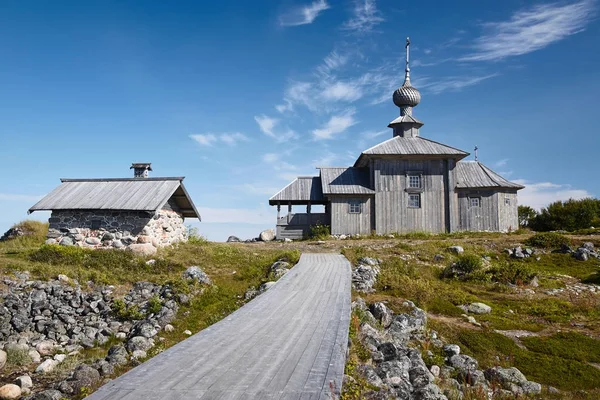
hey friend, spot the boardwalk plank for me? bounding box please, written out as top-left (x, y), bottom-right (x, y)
top-left (86, 253), bottom-right (351, 400)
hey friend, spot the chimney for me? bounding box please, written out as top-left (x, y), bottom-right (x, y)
top-left (131, 163), bottom-right (152, 178)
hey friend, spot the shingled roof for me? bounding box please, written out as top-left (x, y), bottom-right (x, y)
top-left (455, 161), bottom-right (524, 190)
top-left (319, 167), bottom-right (374, 195)
top-left (269, 177), bottom-right (326, 205)
top-left (29, 177), bottom-right (201, 219)
top-left (355, 136), bottom-right (469, 167)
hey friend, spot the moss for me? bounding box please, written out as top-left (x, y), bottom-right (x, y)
top-left (521, 332), bottom-right (600, 363)
top-left (526, 232), bottom-right (571, 249)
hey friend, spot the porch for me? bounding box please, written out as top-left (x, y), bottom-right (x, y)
top-left (276, 212), bottom-right (330, 240)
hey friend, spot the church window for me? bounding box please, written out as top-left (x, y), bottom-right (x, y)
top-left (408, 194), bottom-right (421, 208)
top-left (348, 200), bottom-right (362, 214)
top-left (408, 175), bottom-right (421, 189)
top-left (470, 197), bottom-right (481, 207)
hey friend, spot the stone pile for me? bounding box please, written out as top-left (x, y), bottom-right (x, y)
top-left (553, 242), bottom-right (599, 261)
top-left (350, 299), bottom-right (543, 399)
top-left (244, 260), bottom-right (290, 300)
top-left (504, 246), bottom-right (534, 259)
top-left (0, 227), bottom-right (28, 242)
top-left (0, 267), bottom-right (214, 398)
top-left (352, 257), bottom-right (381, 293)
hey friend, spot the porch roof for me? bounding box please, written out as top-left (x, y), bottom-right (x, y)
top-left (269, 177), bottom-right (327, 205)
top-left (319, 167), bottom-right (374, 195)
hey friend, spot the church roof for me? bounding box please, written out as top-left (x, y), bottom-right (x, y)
top-left (455, 161), bottom-right (524, 190)
top-left (28, 177), bottom-right (201, 219)
top-left (355, 136), bottom-right (469, 167)
top-left (319, 167), bottom-right (374, 195)
top-left (269, 177), bottom-right (326, 205)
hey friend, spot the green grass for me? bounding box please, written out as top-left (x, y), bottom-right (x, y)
top-left (521, 332), bottom-right (600, 363)
top-left (430, 321), bottom-right (600, 391)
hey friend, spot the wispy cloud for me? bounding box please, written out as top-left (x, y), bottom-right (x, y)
top-left (343, 0), bottom-right (384, 34)
top-left (321, 81), bottom-right (363, 102)
top-left (461, 0), bottom-right (596, 62)
top-left (313, 109), bottom-right (357, 140)
top-left (262, 153), bottom-right (298, 171)
top-left (190, 132), bottom-right (249, 146)
top-left (513, 179), bottom-right (593, 210)
top-left (420, 74), bottom-right (499, 94)
top-left (279, 0), bottom-right (330, 27)
top-left (494, 158), bottom-right (509, 168)
top-left (254, 115), bottom-right (297, 142)
top-left (316, 51), bottom-right (349, 77)
top-left (312, 150), bottom-right (344, 166)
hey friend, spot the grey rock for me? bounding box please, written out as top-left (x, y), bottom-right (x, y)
top-left (106, 345), bottom-right (128, 366)
top-left (370, 302), bottom-right (393, 328)
top-left (126, 336), bottom-right (153, 353)
top-left (443, 344), bottom-right (460, 357)
top-left (447, 246), bottom-right (464, 254)
top-left (377, 342), bottom-right (398, 362)
top-left (583, 242), bottom-right (594, 251)
top-left (460, 302), bottom-right (492, 315)
top-left (45, 238), bottom-right (57, 245)
top-left (409, 365), bottom-right (433, 388)
top-left (448, 354), bottom-right (478, 375)
top-left (259, 229), bottom-right (275, 242)
top-left (132, 349), bottom-right (147, 359)
top-left (226, 236), bottom-right (241, 242)
top-left (357, 365), bottom-right (384, 388)
top-left (359, 324), bottom-right (382, 349)
top-left (484, 366), bottom-right (527, 388)
top-left (15, 375), bottom-right (32, 390)
top-left (128, 243), bottom-right (157, 256)
top-left (376, 357), bottom-right (411, 383)
top-left (574, 249), bottom-right (589, 261)
top-left (359, 257), bottom-right (380, 266)
top-left (182, 266), bottom-right (212, 285)
top-left (22, 390), bottom-right (64, 400)
top-left (521, 381), bottom-right (542, 395)
top-left (0, 350), bottom-right (6, 370)
top-left (112, 240), bottom-right (124, 248)
top-left (387, 301), bottom-right (427, 344)
top-left (352, 265), bottom-right (379, 292)
top-left (413, 383), bottom-right (448, 400)
top-left (85, 237), bottom-right (101, 245)
top-left (35, 359), bottom-right (58, 374)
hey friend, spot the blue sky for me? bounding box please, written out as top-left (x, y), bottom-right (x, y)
top-left (1, 0), bottom-right (599, 241)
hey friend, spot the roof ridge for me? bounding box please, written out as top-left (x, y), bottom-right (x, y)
top-left (60, 177), bottom-right (184, 182)
top-left (417, 136), bottom-right (469, 155)
top-left (269, 177), bottom-right (299, 201)
top-left (477, 161), bottom-right (503, 187)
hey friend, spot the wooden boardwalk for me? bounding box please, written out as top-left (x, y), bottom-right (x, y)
top-left (87, 253), bottom-right (352, 400)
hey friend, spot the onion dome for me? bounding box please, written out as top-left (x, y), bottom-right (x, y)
top-left (393, 37), bottom-right (421, 115)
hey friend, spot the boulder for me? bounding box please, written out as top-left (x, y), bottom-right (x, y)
top-left (259, 229), bottom-right (276, 242)
top-left (126, 336), bottom-right (153, 353)
top-left (357, 365), bottom-right (384, 388)
top-left (132, 350), bottom-right (147, 359)
top-left (0, 350), bottom-right (6, 369)
top-left (22, 390), bottom-right (64, 400)
top-left (106, 345), bottom-right (128, 366)
top-left (182, 266), bottom-right (212, 284)
top-left (0, 384), bottom-right (21, 400)
top-left (35, 359), bottom-right (59, 374)
top-left (59, 236), bottom-right (74, 246)
top-left (15, 375), bottom-right (32, 390)
top-left (460, 302), bottom-right (492, 315)
top-left (85, 237), bottom-right (101, 245)
top-left (226, 236), bottom-right (241, 242)
top-left (36, 341), bottom-right (56, 356)
top-left (442, 344), bottom-right (460, 357)
top-left (128, 243), bottom-right (157, 256)
top-left (352, 265), bottom-right (379, 292)
top-left (447, 246), bottom-right (464, 254)
top-left (370, 302), bottom-right (393, 328)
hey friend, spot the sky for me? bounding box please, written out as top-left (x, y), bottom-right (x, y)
top-left (0, 0), bottom-right (599, 241)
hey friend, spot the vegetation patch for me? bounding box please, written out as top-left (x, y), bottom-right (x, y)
top-left (525, 232), bottom-right (571, 249)
top-left (521, 332), bottom-right (600, 363)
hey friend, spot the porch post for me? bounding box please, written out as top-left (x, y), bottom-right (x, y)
top-left (277, 202), bottom-right (281, 220)
top-left (307, 201), bottom-right (311, 226)
top-left (287, 202), bottom-right (292, 223)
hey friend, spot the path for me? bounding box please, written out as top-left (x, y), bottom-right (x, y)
top-left (87, 253), bottom-right (352, 400)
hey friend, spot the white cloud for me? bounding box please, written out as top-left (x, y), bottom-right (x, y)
top-left (190, 134), bottom-right (217, 146)
top-left (254, 115), bottom-right (297, 142)
top-left (279, 0), bottom-right (330, 27)
top-left (321, 81), bottom-right (363, 102)
top-left (494, 158), bottom-right (509, 168)
top-left (262, 153), bottom-right (297, 171)
top-left (421, 74), bottom-right (499, 94)
top-left (190, 133), bottom-right (249, 146)
top-left (316, 51), bottom-right (349, 77)
top-left (343, 0), bottom-right (384, 34)
top-left (276, 81), bottom-right (315, 113)
top-left (0, 193), bottom-right (44, 202)
top-left (313, 109), bottom-right (357, 140)
top-left (513, 179), bottom-right (593, 210)
top-left (312, 150), bottom-right (343, 166)
top-left (461, 0), bottom-right (596, 61)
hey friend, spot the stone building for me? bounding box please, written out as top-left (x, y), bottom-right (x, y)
top-left (269, 39), bottom-right (524, 239)
top-left (28, 163), bottom-right (201, 254)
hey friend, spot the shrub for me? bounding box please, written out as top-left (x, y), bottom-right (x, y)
top-left (6, 347), bottom-right (32, 366)
top-left (529, 198), bottom-right (600, 232)
top-left (146, 295), bottom-right (163, 315)
top-left (111, 299), bottom-right (145, 321)
top-left (518, 205), bottom-right (538, 227)
top-left (455, 253), bottom-right (483, 273)
top-left (525, 232), bottom-right (570, 249)
top-left (488, 262), bottom-right (535, 285)
top-left (307, 224), bottom-right (330, 240)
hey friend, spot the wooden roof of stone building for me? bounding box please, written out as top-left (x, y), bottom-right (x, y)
top-left (29, 177), bottom-right (201, 219)
top-left (269, 177), bottom-right (326, 205)
top-left (354, 136), bottom-right (469, 167)
top-left (455, 161), bottom-right (524, 190)
top-left (319, 168), bottom-right (374, 195)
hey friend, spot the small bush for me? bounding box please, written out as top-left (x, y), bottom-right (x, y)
top-left (6, 347), bottom-right (32, 366)
top-left (488, 262), bottom-right (536, 285)
top-left (443, 253), bottom-right (483, 279)
top-left (146, 295), bottom-right (163, 315)
top-left (307, 224), bottom-right (330, 240)
top-left (111, 299), bottom-right (145, 321)
top-left (525, 232), bottom-right (570, 249)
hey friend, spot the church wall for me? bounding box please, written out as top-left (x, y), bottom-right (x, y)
top-left (373, 159), bottom-right (447, 234)
top-left (457, 190), bottom-right (499, 231)
top-left (330, 195), bottom-right (373, 235)
top-left (497, 191), bottom-right (519, 232)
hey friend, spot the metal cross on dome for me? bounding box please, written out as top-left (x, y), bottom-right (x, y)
top-left (474, 146), bottom-right (479, 161)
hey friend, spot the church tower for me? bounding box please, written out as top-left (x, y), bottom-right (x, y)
top-left (389, 37), bottom-right (424, 138)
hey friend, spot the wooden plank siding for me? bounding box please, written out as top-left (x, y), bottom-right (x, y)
top-left (373, 159), bottom-right (447, 234)
top-left (329, 195), bottom-right (373, 235)
top-left (497, 191), bottom-right (519, 232)
top-left (457, 190), bottom-right (498, 231)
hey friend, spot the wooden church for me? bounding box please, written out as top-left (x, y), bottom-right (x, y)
top-left (269, 39), bottom-right (524, 239)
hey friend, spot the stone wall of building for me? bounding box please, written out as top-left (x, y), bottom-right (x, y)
top-left (45, 209), bottom-right (187, 254)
